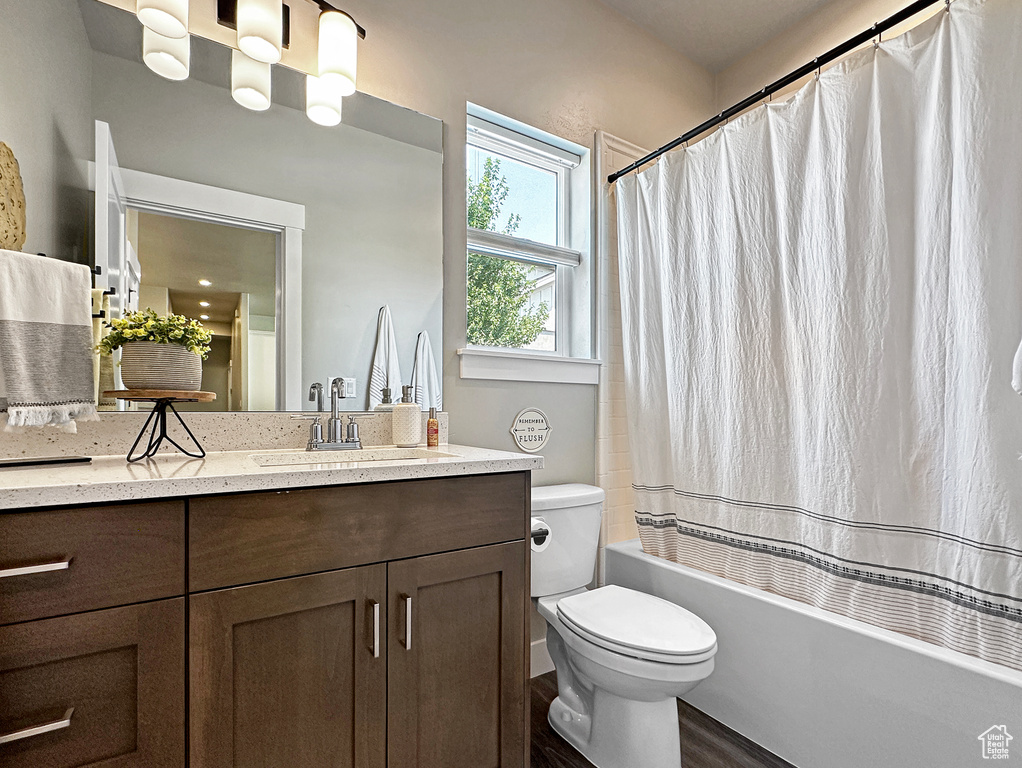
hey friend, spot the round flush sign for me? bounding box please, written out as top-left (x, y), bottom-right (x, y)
top-left (510, 408), bottom-right (551, 453)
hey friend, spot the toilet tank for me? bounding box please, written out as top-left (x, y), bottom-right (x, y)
top-left (531, 484), bottom-right (605, 598)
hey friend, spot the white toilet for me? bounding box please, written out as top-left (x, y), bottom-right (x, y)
top-left (532, 484), bottom-right (717, 768)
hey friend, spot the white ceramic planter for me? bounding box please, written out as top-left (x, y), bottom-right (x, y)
top-left (120, 341), bottom-right (202, 391)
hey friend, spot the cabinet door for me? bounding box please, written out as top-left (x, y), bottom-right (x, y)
top-left (0, 598), bottom-right (185, 768)
top-left (388, 541), bottom-right (526, 768)
top-left (190, 565), bottom-right (387, 768)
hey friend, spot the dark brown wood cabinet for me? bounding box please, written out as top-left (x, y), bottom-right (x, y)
top-left (0, 598), bottom-right (186, 768)
top-left (2, 471), bottom-right (530, 768)
top-left (189, 565), bottom-right (388, 768)
top-left (0, 501), bottom-right (185, 625)
top-left (388, 541), bottom-right (526, 768)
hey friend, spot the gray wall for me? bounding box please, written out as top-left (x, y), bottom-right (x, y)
top-left (1, 0), bottom-right (716, 488)
top-left (0, 0), bottom-right (92, 262)
top-left (89, 51), bottom-right (443, 409)
top-left (332, 0), bottom-right (716, 485)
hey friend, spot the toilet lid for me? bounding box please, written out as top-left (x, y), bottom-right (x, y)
top-left (556, 585), bottom-right (716, 660)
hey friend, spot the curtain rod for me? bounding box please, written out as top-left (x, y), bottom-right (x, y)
top-left (607, 0), bottom-right (946, 184)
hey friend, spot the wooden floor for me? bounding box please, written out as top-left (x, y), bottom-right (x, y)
top-left (530, 672), bottom-right (793, 768)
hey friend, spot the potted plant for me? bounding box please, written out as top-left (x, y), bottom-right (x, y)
top-left (98, 309), bottom-right (213, 391)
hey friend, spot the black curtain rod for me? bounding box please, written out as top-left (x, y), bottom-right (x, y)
top-left (607, 0), bottom-right (946, 184)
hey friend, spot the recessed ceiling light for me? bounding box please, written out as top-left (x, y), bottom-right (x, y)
top-left (200, 314), bottom-right (210, 320)
top-left (199, 301), bottom-right (210, 307)
top-left (198, 279), bottom-right (212, 287)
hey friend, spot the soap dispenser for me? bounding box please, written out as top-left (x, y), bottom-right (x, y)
top-left (374, 387), bottom-right (396, 412)
top-left (391, 385), bottom-right (421, 447)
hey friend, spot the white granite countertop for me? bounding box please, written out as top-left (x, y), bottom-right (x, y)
top-left (0, 445), bottom-right (543, 510)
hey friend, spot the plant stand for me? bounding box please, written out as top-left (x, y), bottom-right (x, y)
top-left (105, 390), bottom-right (217, 463)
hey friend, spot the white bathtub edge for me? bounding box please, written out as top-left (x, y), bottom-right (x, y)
top-left (605, 539), bottom-right (1022, 689)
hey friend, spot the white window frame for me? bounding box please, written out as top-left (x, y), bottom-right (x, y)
top-left (460, 108), bottom-right (598, 384)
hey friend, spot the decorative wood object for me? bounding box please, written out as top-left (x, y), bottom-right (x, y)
top-left (0, 141), bottom-right (26, 251)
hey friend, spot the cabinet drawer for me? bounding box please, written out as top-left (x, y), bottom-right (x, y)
top-left (0, 501), bottom-right (186, 625)
top-left (0, 598), bottom-right (185, 768)
top-left (190, 472), bottom-right (528, 591)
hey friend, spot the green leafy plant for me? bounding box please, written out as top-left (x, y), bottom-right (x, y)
top-left (97, 309), bottom-right (213, 359)
top-left (467, 157), bottom-right (550, 348)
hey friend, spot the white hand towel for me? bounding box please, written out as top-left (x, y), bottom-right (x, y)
top-left (368, 305), bottom-right (403, 409)
top-left (0, 249), bottom-right (98, 431)
top-left (410, 330), bottom-right (441, 411)
top-left (1013, 335), bottom-right (1022, 395)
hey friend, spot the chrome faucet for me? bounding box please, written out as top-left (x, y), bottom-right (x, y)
top-left (308, 382), bottom-right (324, 411)
top-left (327, 378), bottom-right (346, 443)
top-left (293, 379), bottom-right (369, 451)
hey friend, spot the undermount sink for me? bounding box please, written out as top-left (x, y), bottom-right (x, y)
top-left (250, 447), bottom-right (461, 467)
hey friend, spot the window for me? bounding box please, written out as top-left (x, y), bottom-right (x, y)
top-left (464, 108), bottom-right (593, 370)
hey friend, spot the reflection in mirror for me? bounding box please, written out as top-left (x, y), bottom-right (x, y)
top-left (65, 0), bottom-right (443, 412)
top-left (130, 211), bottom-right (277, 411)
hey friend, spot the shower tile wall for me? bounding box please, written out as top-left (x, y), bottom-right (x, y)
top-left (596, 137), bottom-right (645, 579)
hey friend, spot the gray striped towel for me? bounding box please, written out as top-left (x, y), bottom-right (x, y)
top-left (0, 249), bottom-right (98, 431)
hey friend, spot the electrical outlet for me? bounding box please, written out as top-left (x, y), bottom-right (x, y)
top-left (326, 377), bottom-right (357, 398)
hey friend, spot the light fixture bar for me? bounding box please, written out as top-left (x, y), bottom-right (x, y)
top-left (311, 1), bottom-right (366, 39)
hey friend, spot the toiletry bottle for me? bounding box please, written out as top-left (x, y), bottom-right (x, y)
top-left (374, 387), bottom-right (395, 412)
top-left (392, 385), bottom-right (421, 447)
top-left (427, 407), bottom-right (439, 447)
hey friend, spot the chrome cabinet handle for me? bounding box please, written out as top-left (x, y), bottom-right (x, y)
top-left (0, 707), bottom-right (74, 745)
top-left (402, 594), bottom-right (413, 651)
top-left (0, 558), bottom-right (71, 579)
top-left (369, 600), bottom-right (380, 659)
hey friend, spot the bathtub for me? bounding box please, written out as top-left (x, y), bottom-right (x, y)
top-left (604, 539), bottom-right (1022, 768)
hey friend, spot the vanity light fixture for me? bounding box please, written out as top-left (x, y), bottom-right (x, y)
top-left (199, 301), bottom-right (211, 307)
top-left (198, 279), bottom-right (212, 287)
top-left (142, 26), bottom-right (190, 81)
top-left (306, 74), bottom-right (343, 126)
top-left (136, 0), bottom-right (188, 39)
top-left (231, 50), bottom-right (272, 111)
top-left (237, 0), bottom-right (284, 64)
top-left (317, 8), bottom-right (359, 96)
top-left (128, 0), bottom-right (366, 127)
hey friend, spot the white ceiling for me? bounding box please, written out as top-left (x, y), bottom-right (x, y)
top-left (135, 212), bottom-right (276, 323)
top-left (597, 0), bottom-right (837, 72)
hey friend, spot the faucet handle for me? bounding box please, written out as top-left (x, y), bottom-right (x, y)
top-left (344, 413), bottom-right (374, 443)
top-left (291, 414), bottom-right (324, 449)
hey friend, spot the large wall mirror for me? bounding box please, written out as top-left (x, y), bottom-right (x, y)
top-left (43, 0), bottom-right (443, 412)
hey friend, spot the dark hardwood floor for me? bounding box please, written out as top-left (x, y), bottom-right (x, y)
top-left (530, 672), bottom-right (793, 768)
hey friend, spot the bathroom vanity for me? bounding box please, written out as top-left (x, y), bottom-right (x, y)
top-left (0, 447), bottom-right (539, 768)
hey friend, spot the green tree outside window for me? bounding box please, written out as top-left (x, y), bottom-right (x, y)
top-left (467, 158), bottom-right (550, 348)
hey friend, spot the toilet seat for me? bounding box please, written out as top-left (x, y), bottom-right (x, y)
top-left (556, 585), bottom-right (717, 664)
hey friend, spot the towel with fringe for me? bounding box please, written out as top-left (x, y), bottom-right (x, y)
top-left (368, 305), bottom-right (402, 409)
top-left (410, 330), bottom-right (441, 411)
top-left (0, 249), bottom-right (98, 431)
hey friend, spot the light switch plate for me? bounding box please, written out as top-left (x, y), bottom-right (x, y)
top-left (327, 377), bottom-right (357, 398)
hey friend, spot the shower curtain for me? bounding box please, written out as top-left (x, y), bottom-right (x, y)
top-left (616, 0), bottom-right (1022, 671)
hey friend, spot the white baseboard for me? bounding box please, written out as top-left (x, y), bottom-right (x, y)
top-left (531, 637), bottom-right (554, 678)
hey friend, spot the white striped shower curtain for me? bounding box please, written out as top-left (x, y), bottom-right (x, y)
top-left (616, 0), bottom-right (1022, 670)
